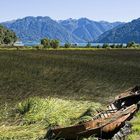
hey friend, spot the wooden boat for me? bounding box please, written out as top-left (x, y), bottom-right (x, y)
top-left (46, 104), bottom-right (137, 140)
top-left (90, 86), bottom-right (140, 121)
top-left (113, 86), bottom-right (140, 110)
top-left (115, 86), bottom-right (140, 101)
top-left (78, 104), bottom-right (137, 139)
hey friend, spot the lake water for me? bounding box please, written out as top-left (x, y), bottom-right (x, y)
top-left (23, 41), bottom-right (126, 47)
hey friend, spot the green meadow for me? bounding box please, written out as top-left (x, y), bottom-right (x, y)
top-left (0, 49), bottom-right (140, 139)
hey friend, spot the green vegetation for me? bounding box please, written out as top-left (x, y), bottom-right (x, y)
top-left (86, 42), bottom-right (140, 49)
top-left (41, 38), bottom-right (60, 49)
top-left (40, 38), bottom-right (50, 48)
top-left (128, 111), bottom-right (140, 140)
top-left (64, 42), bottom-right (72, 48)
top-left (0, 97), bottom-right (100, 139)
top-left (85, 42), bottom-right (92, 48)
top-left (0, 49), bottom-right (140, 139)
top-left (16, 97), bottom-right (100, 126)
top-left (0, 25), bottom-right (17, 45)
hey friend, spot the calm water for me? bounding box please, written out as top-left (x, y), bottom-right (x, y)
top-left (23, 41), bottom-right (126, 47)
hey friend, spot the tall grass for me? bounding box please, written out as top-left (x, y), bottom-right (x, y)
top-left (16, 97), bottom-right (101, 126)
top-left (0, 49), bottom-right (140, 139)
top-left (0, 49), bottom-right (140, 107)
top-left (0, 97), bottom-right (101, 139)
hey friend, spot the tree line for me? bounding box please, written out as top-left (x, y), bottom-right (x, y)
top-left (101, 42), bottom-right (140, 49)
top-left (41, 38), bottom-right (140, 49)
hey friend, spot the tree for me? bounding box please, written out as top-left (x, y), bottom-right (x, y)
top-left (41, 38), bottom-right (50, 48)
top-left (86, 42), bottom-right (92, 48)
top-left (50, 39), bottom-right (60, 49)
top-left (110, 44), bottom-right (116, 48)
top-left (3, 37), bottom-right (11, 44)
top-left (0, 25), bottom-right (17, 45)
top-left (119, 44), bottom-right (123, 48)
top-left (126, 41), bottom-right (135, 48)
top-left (102, 43), bottom-right (109, 48)
top-left (41, 38), bottom-right (60, 49)
top-left (64, 43), bottom-right (71, 48)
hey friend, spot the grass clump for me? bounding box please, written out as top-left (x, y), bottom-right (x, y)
top-left (16, 97), bottom-right (101, 126)
top-left (0, 97), bottom-right (101, 139)
top-left (128, 111), bottom-right (140, 140)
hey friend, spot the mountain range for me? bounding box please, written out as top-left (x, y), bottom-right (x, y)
top-left (1, 16), bottom-right (140, 43)
top-left (1, 16), bottom-right (123, 43)
top-left (96, 18), bottom-right (140, 43)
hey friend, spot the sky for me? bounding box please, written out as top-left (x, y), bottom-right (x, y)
top-left (0, 0), bottom-right (140, 22)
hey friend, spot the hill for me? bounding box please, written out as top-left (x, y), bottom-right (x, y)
top-left (96, 18), bottom-right (140, 43)
top-left (2, 17), bottom-right (122, 43)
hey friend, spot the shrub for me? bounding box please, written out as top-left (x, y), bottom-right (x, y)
top-left (126, 41), bottom-right (136, 48)
top-left (64, 43), bottom-right (71, 48)
top-left (35, 45), bottom-right (43, 50)
top-left (41, 38), bottom-right (50, 48)
top-left (50, 39), bottom-right (60, 49)
top-left (41, 38), bottom-right (60, 49)
top-left (110, 44), bottom-right (116, 48)
top-left (102, 43), bottom-right (109, 48)
top-left (86, 43), bottom-right (92, 48)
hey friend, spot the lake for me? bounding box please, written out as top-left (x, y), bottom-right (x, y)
top-left (23, 41), bottom-right (126, 47)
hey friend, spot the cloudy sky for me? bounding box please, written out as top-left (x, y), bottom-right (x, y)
top-left (0, 0), bottom-right (140, 22)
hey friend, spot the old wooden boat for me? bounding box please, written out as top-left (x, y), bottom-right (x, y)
top-left (89, 86), bottom-right (140, 121)
top-left (113, 86), bottom-right (140, 109)
top-left (46, 104), bottom-right (137, 140)
top-left (78, 104), bottom-right (137, 139)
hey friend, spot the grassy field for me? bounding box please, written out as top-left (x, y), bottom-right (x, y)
top-left (0, 49), bottom-right (140, 139)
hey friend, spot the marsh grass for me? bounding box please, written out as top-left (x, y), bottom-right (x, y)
top-left (1, 49), bottom-right (140, 107)
top-left (0, 49), bottom-right (140, 139)
top-left (0, 97), bottom-right (101, 139)
top-left (16, 97), bottom-right (101, 126)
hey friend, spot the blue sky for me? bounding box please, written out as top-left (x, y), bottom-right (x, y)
top-left (0, 0), bottom-right (140, 22)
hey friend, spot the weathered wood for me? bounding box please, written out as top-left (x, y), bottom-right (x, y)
top-left (45, 86), bottom-right (140, 140)
top-left (46, 105), bottom-right (137, 139)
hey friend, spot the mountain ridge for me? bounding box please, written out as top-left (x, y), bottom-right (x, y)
top-left (1, 16), bottom-right (123, 43)
top-left (96, 18), bottom-right (140, 43)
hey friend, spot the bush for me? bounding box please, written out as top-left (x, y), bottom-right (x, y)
top-left (86, 43), bottom-right (92, 48)
top-left (102, 43), bottom-right (109, 48)
top-left (41, 38), bottom-right (60, 49)
top-left (126, 41), bottom-right (136, 48)
top-left (40, 38), bottom-right (50, 48)
top-left (64, 43), bottom-right (71, 48)
top-left (96, 45), bottom-right (100, 48)
top-left (35, 45), bottom-right (43, 50)
top-left (110, 44), bottom-right (116, 48)
top-left (50, 40), bottom-right (60, 49)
